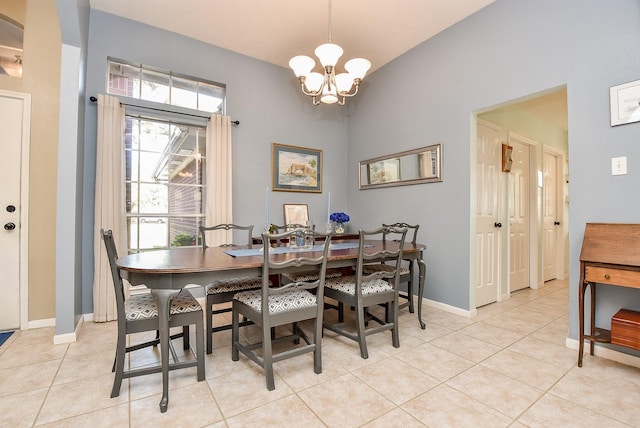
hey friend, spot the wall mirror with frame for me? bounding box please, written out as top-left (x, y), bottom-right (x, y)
top-left (359, 144), bottom-right (442, 190)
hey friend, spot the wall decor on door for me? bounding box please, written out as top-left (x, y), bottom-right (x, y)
top-left (502, 143), bottom-right (513, 172)
top-left (272, 143), bottom-right (322, 193)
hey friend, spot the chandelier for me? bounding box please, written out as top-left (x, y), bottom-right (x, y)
top-left (288, 0), bottom-right (371, 106)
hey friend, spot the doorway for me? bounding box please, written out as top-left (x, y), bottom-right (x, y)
top-left (473, 87), bottom-right (568, 308)
top-left (0, 89), bottom-right (30, 330)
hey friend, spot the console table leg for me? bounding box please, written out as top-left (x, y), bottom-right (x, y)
top-left (578, 282), bottom-right (586, 367)
top-left (590, 283), bottom-right (596, 356)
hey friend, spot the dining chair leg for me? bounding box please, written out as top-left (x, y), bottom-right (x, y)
top-left (262, 323), bottom-right (275, 391)
top-left (110, 333), bottom-right (126, 398)
top-left (313, 314), bottom-right (323, 374)
top-left (195, 319), bottom-right (205, 381)
top-left (392, 303), bottom-right (400, 348)
top-left (355, 305), bottom-right (369, 359)
top-left (231, 306), bottom-right (240, 362)
top-left (206, 296), bottom-right (213, 354)
top-left (182, 325), bottom-right (190, 350)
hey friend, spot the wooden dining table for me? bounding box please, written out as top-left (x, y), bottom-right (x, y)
top-left (117, 239), bottom-right (426, 412)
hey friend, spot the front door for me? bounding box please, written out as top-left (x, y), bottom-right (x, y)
top-left (0, 90), bottom-right (30, 330)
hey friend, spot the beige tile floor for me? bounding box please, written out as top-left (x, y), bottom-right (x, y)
top-left (1, 279), bottom-right (640, 427)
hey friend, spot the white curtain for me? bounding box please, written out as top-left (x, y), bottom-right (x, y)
top-left (205, 115), bottom-right (233, 246)
top-left (93, 94), bottom-right (126, 322)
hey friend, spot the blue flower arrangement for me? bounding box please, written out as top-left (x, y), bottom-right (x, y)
top-left (329, 212), bottom-right (350, 223)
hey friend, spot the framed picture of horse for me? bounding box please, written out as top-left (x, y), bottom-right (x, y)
top-left (272, 142), bottom-right (322, 193)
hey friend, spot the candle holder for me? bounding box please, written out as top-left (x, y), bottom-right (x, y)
top-left (259, 224), bottom-right (274, 252)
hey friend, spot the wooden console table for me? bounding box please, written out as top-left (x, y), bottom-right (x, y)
top-left (578, 223), bottom-right (640, 367)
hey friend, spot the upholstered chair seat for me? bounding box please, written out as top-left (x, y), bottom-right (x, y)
top-left (325, 276), bottom-right (393, 296)
top-left (281, 268), bottom-right (342, 283)
top-left (125, 289), bottom-right (202, 321)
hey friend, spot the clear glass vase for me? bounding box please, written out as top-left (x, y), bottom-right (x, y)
top-left (334, 222), bottom-right (345, 234)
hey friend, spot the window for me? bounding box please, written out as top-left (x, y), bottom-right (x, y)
top-left (107, 59), bottom-right (225, 252)
top-left (107, 58), bottom-right (225, 114)
top-left (125, 117), bottom-right (206, 252)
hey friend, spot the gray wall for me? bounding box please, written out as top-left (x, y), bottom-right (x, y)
top-left (81, 11), bottom-right (351, 313)
top-left (347, 0), bottom-right (640, 343)
top-left (56, 0), bottom-right (90, 335)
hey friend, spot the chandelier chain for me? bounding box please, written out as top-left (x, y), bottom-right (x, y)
top-left (327, 0), bottom-right (332, 42)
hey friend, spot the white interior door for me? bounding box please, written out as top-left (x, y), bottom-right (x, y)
top-left (508, 136), bottom-right (531, 292)
top-left (0, 91), bottom-right (29, 330)
top-left (543, 150), bottom-right (560, 281)
top-left (475, 121), bottom-right (502, 307)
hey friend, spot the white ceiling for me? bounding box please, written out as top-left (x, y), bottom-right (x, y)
top-left (88, 0), bottom-right (567, 131)
top-left (89, 0), bottom-right (495, 73)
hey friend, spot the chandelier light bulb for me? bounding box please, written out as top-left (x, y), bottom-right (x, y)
top-left (314, 43), bottom-right (343, 68)
top-left (344, 58), bottom-right (371, 80)
top-left (289, 55), bottom-right (315, 77)
top-left (335, 73), bottom-right (354, 94)
top-left (305, 72), bottom-right (324, 93)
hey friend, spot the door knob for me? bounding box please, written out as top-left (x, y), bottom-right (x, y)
top-left (6, 205), bottom-right (15, 212)
top-left (554, 221), bottom-right (560, 225)
top-left (494, 222), bottom-right (502, 228)
top-left (4, 222), bottom-right (16, 231)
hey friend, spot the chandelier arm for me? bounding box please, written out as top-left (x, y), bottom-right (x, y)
top-left (338, 78), bottom-right (362, 98)
top-left (298, 77), bottom-right (326, 98)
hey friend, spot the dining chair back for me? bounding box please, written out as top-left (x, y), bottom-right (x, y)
top-left (200, 223), bottom-right (254, 249)
top-left (199, 224), bottom-right (263, 354)
top-left (361, 222), bottom-right (419, 314)
top-left (101, 229), bottom-right (204, 398)
top-left (323, 225), bottom-right (408, 359)
top-left (231, 229), bottom-right (332, 390)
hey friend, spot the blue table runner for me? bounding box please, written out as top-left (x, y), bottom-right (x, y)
top-left (224, 241), bottom-right (363, 257)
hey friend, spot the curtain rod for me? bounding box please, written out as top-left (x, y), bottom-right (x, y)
top-left (89, 96), bottom-right (239, 126)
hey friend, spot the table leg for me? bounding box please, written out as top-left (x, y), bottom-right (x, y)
top-left (151, 288), bottom-right (180, 413)
top-left (578, 282), bottom-right (586, 367)
top-left (417, 258), bottom-right (426, 330)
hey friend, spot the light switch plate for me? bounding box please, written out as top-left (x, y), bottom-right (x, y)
top-left (612, 156), bottom-right (627, 175)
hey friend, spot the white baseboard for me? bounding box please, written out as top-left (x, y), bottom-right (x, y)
top-left (53, 316), bottom-right (84, 345)
top-left (423, 298), bottom-right (477, 318)
top-left (28, 318), bottom-right (55, 329)
top-left (566, 337), bottom-right (640, 369)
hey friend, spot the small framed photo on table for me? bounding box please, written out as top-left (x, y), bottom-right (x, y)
top-left (283, 204), bottom-right (309, 226)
